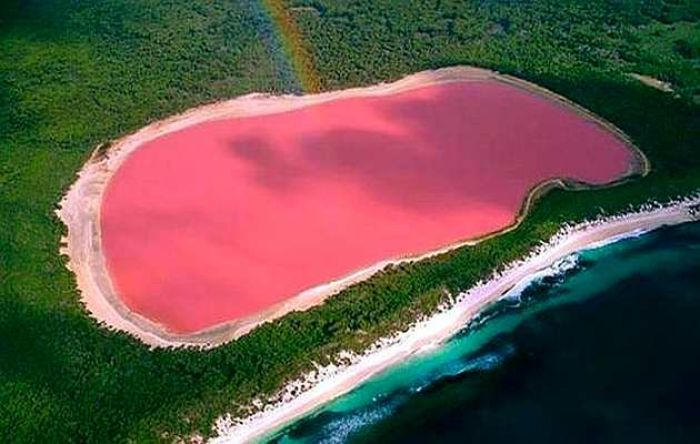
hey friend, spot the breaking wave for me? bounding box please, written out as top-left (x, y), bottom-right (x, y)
top-left (500, 253), bottom-right (582, 304)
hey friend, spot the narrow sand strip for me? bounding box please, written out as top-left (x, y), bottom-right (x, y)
top-left (212, 196), bottom-right (700, 443)
top-left (630, 73), bottom-right (674, 93)
top-left (57, 66), bottom-right (648, 348)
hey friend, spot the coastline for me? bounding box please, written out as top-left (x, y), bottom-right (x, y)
top-left (56, 65), bottom-right (648, 348)
top-left (212, 195), bottom-right (700, 443)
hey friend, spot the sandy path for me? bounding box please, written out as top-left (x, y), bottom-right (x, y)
top-left (212, 198), bottom-right (699, 443)
top-left (57, 66), bottom-right (648, 348)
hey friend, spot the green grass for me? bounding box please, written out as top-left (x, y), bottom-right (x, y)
top-left (1, 0), bottom-right (699, 441)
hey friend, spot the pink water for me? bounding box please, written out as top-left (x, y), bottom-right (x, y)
top-left (101, 81), bottom-right (633, 333)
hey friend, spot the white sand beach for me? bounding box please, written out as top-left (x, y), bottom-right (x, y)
top-left (212, 196), bottom-right (699, 443)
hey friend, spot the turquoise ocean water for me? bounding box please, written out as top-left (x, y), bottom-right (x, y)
top-left (267, 221), bottom-right (700, 443)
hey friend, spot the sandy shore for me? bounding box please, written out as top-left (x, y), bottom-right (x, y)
top-left (212, 195), bottom-right (700, 443)
top-left (57, 66), bottom-right (648, 348)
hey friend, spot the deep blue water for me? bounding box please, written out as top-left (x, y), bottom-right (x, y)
top-left (268, 221), bottom-right (700, 444)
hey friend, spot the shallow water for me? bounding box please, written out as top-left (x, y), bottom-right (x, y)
top-left (268, 221), bottom-right (700, 443)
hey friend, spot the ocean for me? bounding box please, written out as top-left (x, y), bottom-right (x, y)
top-left (267, 221), bottom-right (700, 444)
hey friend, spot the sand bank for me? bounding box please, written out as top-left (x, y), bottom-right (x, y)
top-left (630, 73), bottom-right (674, 93)
top-left (57, 66), bottom-right (647, 348)
top-left (212, 195), bottom-right (700, 443)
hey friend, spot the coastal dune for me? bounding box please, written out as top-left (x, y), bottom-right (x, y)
top-left (58, 66), bottom-right (646, 348)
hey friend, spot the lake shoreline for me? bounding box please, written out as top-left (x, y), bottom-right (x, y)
top-left (56, 65), bottom-right (646, 348)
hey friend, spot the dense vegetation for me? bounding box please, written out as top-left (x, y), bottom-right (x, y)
top-left (1, 0), bottom-right (699, 442)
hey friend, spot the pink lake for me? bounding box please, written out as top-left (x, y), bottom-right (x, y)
top-left (101, 80), bottom-right (634, 333)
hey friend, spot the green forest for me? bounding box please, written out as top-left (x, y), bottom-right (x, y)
top-left (1, 0), bottom-right (699, 442)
